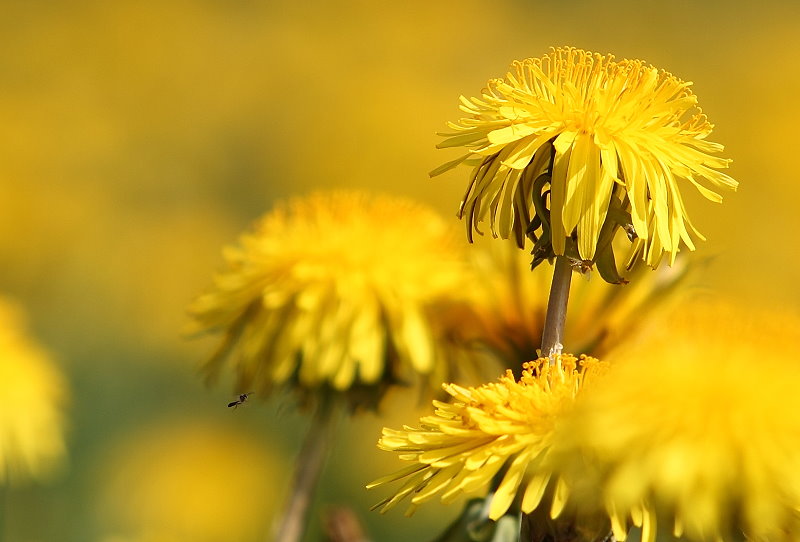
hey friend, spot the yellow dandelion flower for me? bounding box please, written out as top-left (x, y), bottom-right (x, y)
top-left (554, 302), bottom-right (800, 542)
top-left (187, 191), bottom-right (469, 406)
top-left (0, 298), bottom-right (67, 484)
top-left (462, 240), bottom-right (687, 367)
top-left (433, 46), bottom-right (737, 268)
top-left (368, 354), bottom-right (607, 520)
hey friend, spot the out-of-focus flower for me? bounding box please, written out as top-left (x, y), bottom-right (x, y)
top-left (0, 298), bottom-right (67, 484)
top-left (368, 354), bottom-right (607, 520)
top-left (554, 302), bottom-right (800, 542)
top-left (433, 46), bottom-right (736, 269)
top-left (187, 191), bottom-right (471, 408)
top-left (98, 422), bottom-right (279, 542)
top-left (460, 240), bottom-right (688, 368)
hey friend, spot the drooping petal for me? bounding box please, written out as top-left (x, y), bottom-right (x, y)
top-left (550, 130), bottom-right (578, 255)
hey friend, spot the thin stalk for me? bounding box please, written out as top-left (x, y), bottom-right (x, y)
top-left (0, 482), bottom-right (5, 542)
top-left (527, 255), bottom-right (619, 542)
top-left (540, 255), bottom-right (573, 359)
top-left (322, 506), bottom-right (370, 542)
top-left (273, 397), bottom-right (340, 542)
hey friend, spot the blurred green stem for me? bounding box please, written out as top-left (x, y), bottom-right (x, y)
top-left (540, 255), bottom-right (572, 359)
top-left (0, 482), bottom-right (6, 542)
top-left (273, 396), bottom-right (340, 542)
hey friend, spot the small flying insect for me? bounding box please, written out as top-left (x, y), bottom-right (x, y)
top-left (227, 392), bottom-right (253, 409)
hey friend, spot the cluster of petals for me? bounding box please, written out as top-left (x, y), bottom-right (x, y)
top-left (462, 241), bottom-right (687, 365)
top-left (187, 191), bottom-right (470, 403)
top-left (369, 354), bottom-right (607, 520)
top-left (372, 303), bottom-right (800, 542)
top-left (433, 47), bottom-right (737, 267)
top-left (553, 303), bottom-right (800, 542)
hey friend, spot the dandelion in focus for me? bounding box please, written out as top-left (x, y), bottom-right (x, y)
top-left (0, 298), bottom-right (67, 484)
top-left (554, 302), bottom-right (800, 542)
top-left (433, 46), bottom-right (737, 270)
top-left (187, 191), bottom-right (470, 408)
top-left (369, 354), bottom-right (607, 521)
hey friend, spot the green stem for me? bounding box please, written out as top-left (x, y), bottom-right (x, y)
top-left (272, 397), bottom-right (340, 542)
top-left (0, 482), bottom-right (5, 542)
top-left (526, 256), bottom-right (621, 542)
top-left (540, 255), bottom-right (573, 359)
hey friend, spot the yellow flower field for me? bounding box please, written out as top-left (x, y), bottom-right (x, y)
top-left (1, 1), bottom-right (799, 541)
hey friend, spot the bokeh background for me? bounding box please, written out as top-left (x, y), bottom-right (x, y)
top-left (1, 1), bottom-right (799, 540)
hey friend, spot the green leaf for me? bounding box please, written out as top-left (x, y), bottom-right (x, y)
top-left (595, 241), bottom-right (627, 285)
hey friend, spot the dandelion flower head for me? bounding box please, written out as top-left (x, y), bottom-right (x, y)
top-left (461, 240), bottom-right (688, 367)
top-left (0, 298), bottom-right (67, 484)
top-left (187, 191), bottom-right (469, 407)
top-left (433, 47), bottom-right (737, 270)
top-left (369, 354), bottom-right (608, 520)
top-left (555, 302), bottom-right (800, 542)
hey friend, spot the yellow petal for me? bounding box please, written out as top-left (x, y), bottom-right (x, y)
top-left (430, 153), bottom-right (471, 177)
top-left (412, 464), bottom-right (462, 504)
top-left (562, 131), bottom-right (592, 235)
top-left (616, 141), bottom-right (648, 240)
top-left (574, 138), bottom-right (612, 260)
top-left (489, 451), bottom-right (531, 519)
top-left (549, 477), bottom-right (570, 519)
top-left (607, 499), bottom-right (629, 541)
top-left (488, 123), bottom-right (537, 145)
top-left (400, 305), bottom-right (433, 373)
top-left (521, 471), bottom-right (551, 513)
top-left (641, 506), bottom-right (657, 542)
top-left (501, 131), bottom-right (557, 170)
top-left (550, 131), bottom-right (578, 255)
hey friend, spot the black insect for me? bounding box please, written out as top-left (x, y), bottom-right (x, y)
top-left (227, 393), bottom-right (252, 409)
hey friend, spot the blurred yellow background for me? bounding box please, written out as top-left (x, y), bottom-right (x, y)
top-left (1, 1), bottom-right (798, 540)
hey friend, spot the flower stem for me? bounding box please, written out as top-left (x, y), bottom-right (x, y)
top-left (0, 483), bottom-right (5, 542)
top-left (273, 396), bottom-right (340, 542)
top-left (322, 506), bottom-right (370, 542)
top-left (540, 255), bottom-right (573, 359)
top-left (527, 256), bottom-right (620, 542)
